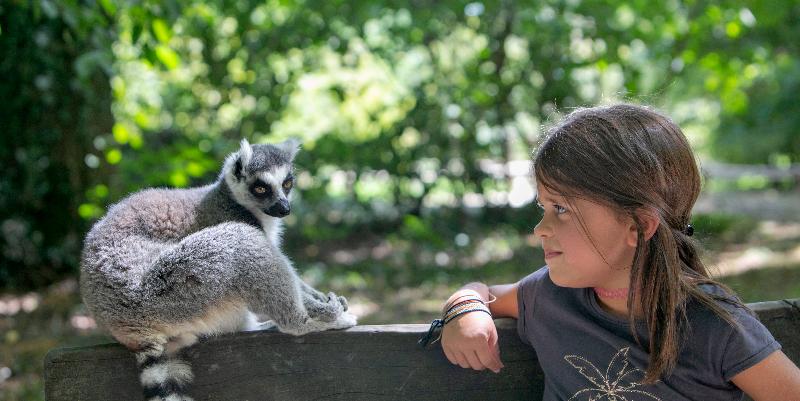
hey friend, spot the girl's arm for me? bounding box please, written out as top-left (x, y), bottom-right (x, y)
top-left (440, 282), bottom-right (520, 373)
top-left (732, 350), bottom-right (800, 401)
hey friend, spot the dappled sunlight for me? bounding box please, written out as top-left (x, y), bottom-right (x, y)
top-left (344, 297), bottom-right (380, 321)
top-left (0, 279), bottom-right (108, 400)
top-left (360, 284), bottom-right (455, 324)
top-left (712, 220), bottom-right (800, 277)
top-left (0, 293), bottom-right (41, 316)
top-left (760, 221), bottom-right (800, 241)
top-left (0, 366), bottom-right (11, 384)
top-left (70, 315), bottom-right (97, 331)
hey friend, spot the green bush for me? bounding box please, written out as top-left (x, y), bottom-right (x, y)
top-left (2, 0), bottom-right (799, 289)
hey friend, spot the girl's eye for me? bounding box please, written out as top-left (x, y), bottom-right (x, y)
top-left (536, 201), bottom-right (566, 215)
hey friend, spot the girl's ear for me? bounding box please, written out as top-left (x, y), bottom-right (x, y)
top-left (627, 208), bottom-right (660, 247)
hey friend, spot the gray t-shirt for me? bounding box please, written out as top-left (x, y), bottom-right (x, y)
top-left (516, 266), bottom-right (780, 401)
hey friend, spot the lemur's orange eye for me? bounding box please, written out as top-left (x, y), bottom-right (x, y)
top-left (254, 186), bottom-right (266, 194)
top-left (282, 180), bottom-right (293, 190)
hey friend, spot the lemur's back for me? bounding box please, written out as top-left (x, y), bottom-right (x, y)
top-left (80, 186), bottom-right (211, 321)
top-left (86, 185), bottom-right (210, 245)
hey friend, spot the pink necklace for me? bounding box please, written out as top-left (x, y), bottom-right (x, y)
top-left (593, 287), bottom-right (629, 299)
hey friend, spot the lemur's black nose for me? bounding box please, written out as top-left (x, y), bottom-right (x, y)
top-left (266, 200), bottom-right (290, 217)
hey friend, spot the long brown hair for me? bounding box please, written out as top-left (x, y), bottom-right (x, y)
top-left (532, 103), bottom-right (742, 383)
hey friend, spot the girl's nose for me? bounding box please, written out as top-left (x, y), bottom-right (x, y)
top-left (533, 215), bottom-right (553, 238)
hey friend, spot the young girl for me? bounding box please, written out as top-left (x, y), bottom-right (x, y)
top-left (439, 104), bottom-right (800, 400)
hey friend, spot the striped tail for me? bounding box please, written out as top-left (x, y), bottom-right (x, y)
top-left (135, 344), bottom-right (195, 401)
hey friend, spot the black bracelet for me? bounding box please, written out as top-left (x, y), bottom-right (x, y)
top-left (444, 305), bottom-right (492, 324)
top-left (418, 318), bottom-right (444, 348)
top-left (418, 304), bottom-right (493, 348)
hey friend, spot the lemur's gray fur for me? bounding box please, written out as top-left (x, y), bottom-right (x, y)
top-left (80, 139), bottom-right (356, 401)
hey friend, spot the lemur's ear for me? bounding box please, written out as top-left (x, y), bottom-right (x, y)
top-left (239, 139), bottom-right (253, 166)
top-left (277, 138), bottom-right (301, 160)
top-left (232, 139), bottom-right (253, 181)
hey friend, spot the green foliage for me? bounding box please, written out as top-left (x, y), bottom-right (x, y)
top-left (0, 1), bottom-right (115, 288)
top-left (721, 265), bottom-right (800, 303)
top-left (692, 212), bottom-right (756, 246)
top-left (2, 0), bottom-right (799, 288)
top-left (713, 59), bottom-right (800, 163)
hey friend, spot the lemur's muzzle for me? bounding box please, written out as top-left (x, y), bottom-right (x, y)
top-left (265, 199), bottom-right (290, 218)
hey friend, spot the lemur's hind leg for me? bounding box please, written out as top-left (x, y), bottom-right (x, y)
top-left (141, 222), bottom-right (354, 337)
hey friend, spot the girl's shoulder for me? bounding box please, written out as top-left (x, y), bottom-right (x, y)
top-left (686, 283), bottom-right (781, 381)
top-left (517, 266), bottom-right (551, 299)
top-left (517, 266), bottom-right (569, 305)
top-left (691, 283), bottom-right (753, 320)
top-left (687, 283), bottom-right (756, 331)
top-left (521, 265), bottom-right (551, 283)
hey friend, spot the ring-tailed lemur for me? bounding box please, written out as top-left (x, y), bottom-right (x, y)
top-left (80, 139), bottom-right (356, 401)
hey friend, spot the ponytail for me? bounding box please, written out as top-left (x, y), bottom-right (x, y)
top-left (630, 216), bottom-right (743, 383)
top-left (629, 219), bottom-right (684, 383)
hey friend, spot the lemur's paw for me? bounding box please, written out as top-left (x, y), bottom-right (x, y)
top-left (324, 291), bottom-right (348, 312)
top-left (337, 295), bottom-right (349, 311)
top-left (305, 292), bottom-right (344, 322)
top-left (327, 291), bottom-right (347, 310)
top-left (330, 311), bottom-right (357, 330)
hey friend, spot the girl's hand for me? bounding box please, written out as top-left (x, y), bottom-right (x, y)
top-left (441, 310), bottom-right (504, 373)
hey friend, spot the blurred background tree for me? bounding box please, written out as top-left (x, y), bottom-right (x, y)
top-left (1, 1), bottom-right (115, 288)
top-left (1, 0), bottom-right (799, 301)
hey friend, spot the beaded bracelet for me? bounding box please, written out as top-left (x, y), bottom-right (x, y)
top-left (442, 292), bottom-right (482, 311)
top-left (441, 292), bottom-right (497, 313)
top-left (444, 302), bottom-right (491, 324)
top-left (443, 297), bottom-right (485, 315)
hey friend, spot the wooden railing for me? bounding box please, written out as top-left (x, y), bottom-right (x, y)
top-left (44, 298), bottom-right (800, 401)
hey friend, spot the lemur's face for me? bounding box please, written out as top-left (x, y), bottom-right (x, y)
top-left (225, 139), bottom-right (300, 218)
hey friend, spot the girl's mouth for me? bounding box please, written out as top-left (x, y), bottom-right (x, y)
top-left (544, 251), bottom-right (562, 259)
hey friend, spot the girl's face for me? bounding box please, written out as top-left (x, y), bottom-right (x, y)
top-left (533, 184), bottom-right (638, 289)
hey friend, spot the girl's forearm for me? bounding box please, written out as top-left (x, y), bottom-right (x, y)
top-left (443, 283), bottom-right (491, 312)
